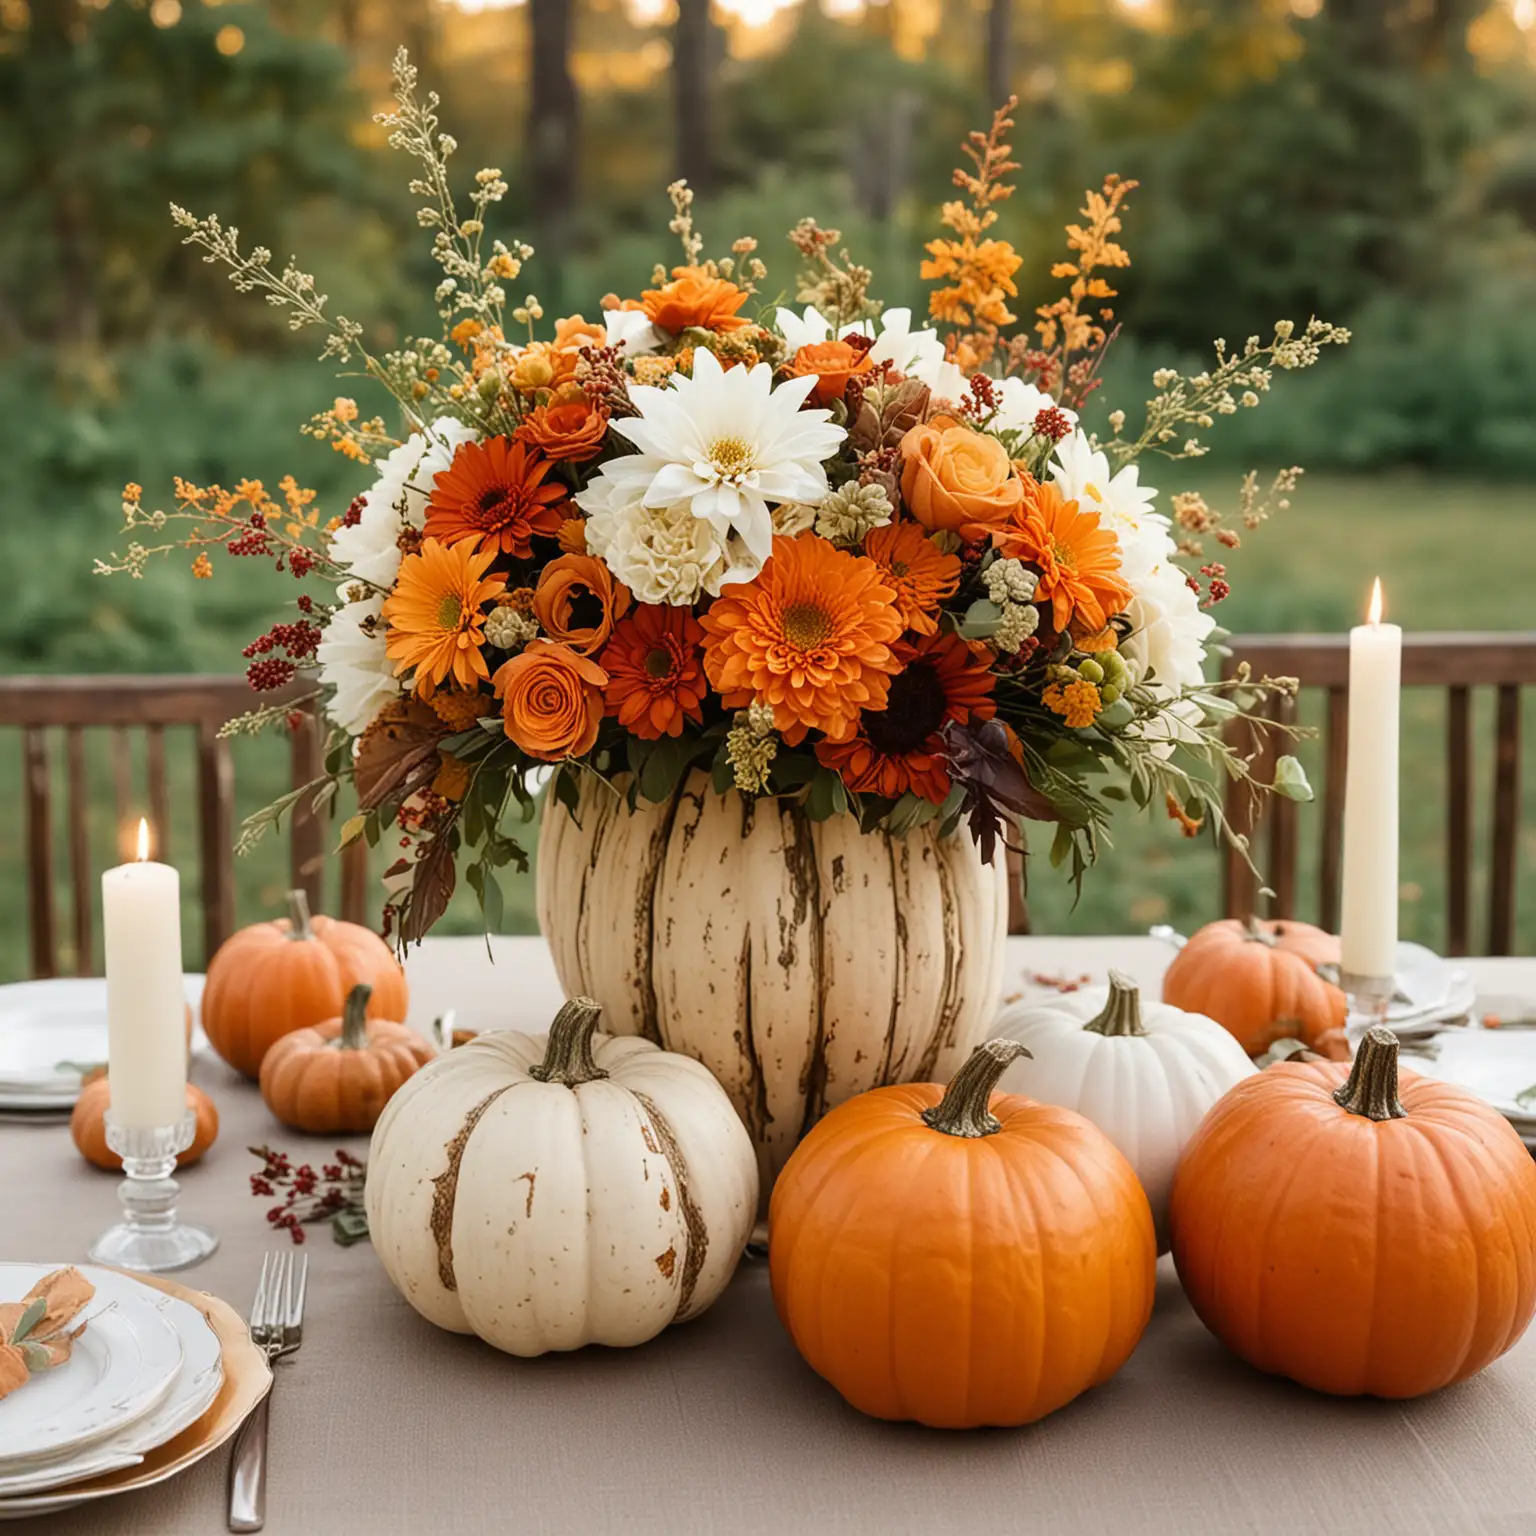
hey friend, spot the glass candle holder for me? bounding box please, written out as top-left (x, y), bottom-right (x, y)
top-left (1341, 967), bottom-right (1396, 1040)
top-left (87, 1113), bottom-right (218, 1273)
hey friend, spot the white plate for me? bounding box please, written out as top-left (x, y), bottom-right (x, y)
top-left (0, 1282), bottom-right (222, 1497)
top-left (0, 977), bottom-right (207, 1109)
top-left (1401, 1028), bottom-right (1536, 1125)
top-left (0, 1267), bottom-right (183, 1467)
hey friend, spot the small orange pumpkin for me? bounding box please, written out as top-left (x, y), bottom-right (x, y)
top-left (1162, 916), bottom-right (1346, 1058)
top-left (1250, 917), bottom-right (1340, 970)
top-left (1170, 1027), bottom-right (1536, 1397)
top-left (202, 891), bottom-right (409, 1078)
top-left (769, 1039), bottom-right (1156, 1428)
top-left (71, 1073), bottom-right (219, 1172)
top-left (259, 983), bottom-right (435, 1134)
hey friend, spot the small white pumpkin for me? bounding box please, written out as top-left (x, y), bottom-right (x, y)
top-left (991, 971), bottom-right (1255, 1252)
top-left (366, 997), bottom-right (758, 1356)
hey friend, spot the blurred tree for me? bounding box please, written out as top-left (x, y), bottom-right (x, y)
top-left (675, 0), bottom-right (714, 194)
top-left (987, 0), bottom-right (1011, 109)
top-left (529, 0), bottom-right (580, 267)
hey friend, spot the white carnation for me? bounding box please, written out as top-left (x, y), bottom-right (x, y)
top-left (1120, 561), bottom-right (1216, 696)
top-left (589, 497), bottom-right (743, 607)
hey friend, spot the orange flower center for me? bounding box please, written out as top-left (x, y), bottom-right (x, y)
top-left (782, 602), bottom-right (834, 650)
top-left (1050, 537), bottom-right (1077, 571)
top-left (888, 560), bottom-right (910, 578)
top-left (436, 591), bottom-right (465, 630)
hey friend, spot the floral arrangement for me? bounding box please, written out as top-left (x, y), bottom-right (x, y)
top-left (101, 53), bottom-right (1343, 945)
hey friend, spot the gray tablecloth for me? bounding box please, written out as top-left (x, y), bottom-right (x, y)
top-left (4, 938), bottom-right (1536, 1534)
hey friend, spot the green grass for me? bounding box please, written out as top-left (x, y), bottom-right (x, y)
top-left (1, 469), bottom-right (1531, 982)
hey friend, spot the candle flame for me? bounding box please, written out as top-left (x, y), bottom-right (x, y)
top-left (136, 818), bottom-right (150, 862)
top-left (1367, 577), bottom-right (1384, 626)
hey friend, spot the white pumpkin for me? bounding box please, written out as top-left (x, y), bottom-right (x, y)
top-left (366, 997), bottom-right (758, 1356)
top-left (537, 769), bottom-right (1008, 1204)
top-left (991, 971), bottom-right (1255, 1252)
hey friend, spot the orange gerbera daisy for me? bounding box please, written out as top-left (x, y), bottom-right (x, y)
top-left (699, 533), bottom-right (903, 746)
top-left (862, 520), bottom-right (962, 637)
top-left (642, 266), bottom-right (751, 335)
top-left (994, 481), bottom-right (1133, 634)
top-left (425, 437), bottom-right (568, 559)
top-left (600, 605), bottom-right (709, 741)
top-left (383, 537), bottom-right (507, 699)
top-left (815, 631), bottom-right (996, 804)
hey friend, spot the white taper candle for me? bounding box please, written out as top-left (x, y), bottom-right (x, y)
top-left (1339, 579), bottom-right (1401, 982)
top-left (102, 819), bottom-right (187, 1128)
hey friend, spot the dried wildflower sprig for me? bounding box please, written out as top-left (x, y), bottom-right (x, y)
top-left (376, 48), bottom-right (523, 332)
top-left (789, 217), bottom-right (877, 329)
top-left (302, 397), bottom-right (397, 467)
top-left (170, 206), bottom-right (367, 365)
top-left (1107, 319), bottom-right (1350, 465)
top-left (249, 1145), bottom-right (368, 1246)
top-left (923, 97), bottom-right (1023, 371)
top-left (1170, 467), bottom-right (1304, 561)
top-left (666, 180), bottom-right (704, 266)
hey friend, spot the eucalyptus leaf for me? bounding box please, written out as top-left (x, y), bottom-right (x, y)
top-left (959, 598), bottom-right (1003, 641)
top-left (1095, 698), bottom-right (1135, 731)
top-left (9, 1295), bottom-right (46, 1344)
top-left (19, 1341), bottom-right (52, 1373)
top-left (1272, 755), bottom-right (1314, 802)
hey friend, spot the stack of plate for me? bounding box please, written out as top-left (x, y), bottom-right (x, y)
top-left (1340, 941), bottom-right (1477, 1038)
top-left (0, 1264), bottom-right (268, 1521)
top-left (0, 978), bottom-right (208, 1122)
top-left (1402, 1012), bottom-right (1536, 1153)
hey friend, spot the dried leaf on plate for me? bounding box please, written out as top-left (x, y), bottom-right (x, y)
top-left (0, 1266), bottom-right (95, 1400)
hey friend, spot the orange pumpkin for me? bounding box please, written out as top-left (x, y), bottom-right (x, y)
top-left (259, 983), bottom-right (435, 1134)
top-left (202, 890), bottom-right (409, 1078)
top-left (1170, 1026), bottom-right (1536, 1398)
top-left (1249, 917), bottom-right (1340, 969)
top-left (71, 1074), bottom-right (219, 1172)
top-left (769, 1039), bottom-right (1156, 1428)
top-left (1162, 916), bottom-right (1346, 1058)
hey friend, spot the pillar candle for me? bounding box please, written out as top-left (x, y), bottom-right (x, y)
top-left (102, 819), bottom-right (187, 1128)
top-left (1339, 579), bottom-right (1401, 981)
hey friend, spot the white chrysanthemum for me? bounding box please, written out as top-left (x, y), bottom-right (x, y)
top-left (328, 417), bottom-right (476, 590)
top-left (316, 590), bottom-right (397, 736)
top-left (588, 499), bottom-right (738, 607)
top-left (773, 305), bottom-right (945, 380)
top-left (1120, 561), bottom-right (1216, 697)
top-left (579, 348), bottom-right (844, 577)
top-left (604, 308), bottom-right (664, 357)
top-left (1051, 430), bottom-right (1168, 578)
top-left (993, 377), bottom-right (1077, 437)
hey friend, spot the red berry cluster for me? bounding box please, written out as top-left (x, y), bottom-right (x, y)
top-left (227, 515), bottom-right (273, 559)
top-left (249, 1145), bottom-right (366, 1245)
top-left (1198, 562), bottom-right (1231, 607)
top-left (288, 547), bottom-right (317, 579)
top-left (244, 619), bottom-right (322, 661)
top-left (968, 373), bottom-right (999, 414)
top-left (1032, 406), bottom-right (1073, 442)
top-left (845, 332), bottom-right (876, 358)
top-left (246, 657), bottom-right (297, 692)
top-left (296, 593), bottom-right (314, 614)
top-left (341, 496), bottom-right (366, 529)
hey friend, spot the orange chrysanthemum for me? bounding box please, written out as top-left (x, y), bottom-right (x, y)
top-left (533, 553), bottom-right (632, 658)
top-left (994, 482), bottom-right (1132, 634)
top-left (383, 536), bottom-right (507, 699)
top-left (1043, 677), bottom-right (1103, 729)
top-left (862, 520), bottom-right (962, 637)
top-left (514, 396), bottom-right (610, 463)
top-left (787, 339), bottom-right (875, 406)
top-left (600, 605), bottom-right (709, 741)
top-left (642, 266), bottom-right (751, 335)
top-left (815, 631), bottom-right (996, 804)
top-left (425, 437), bottom-right (568, 559)
top-left (699, 533), bottom-right (903, 746)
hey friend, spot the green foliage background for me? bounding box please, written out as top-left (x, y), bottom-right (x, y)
top-left (1, 0), bottom-right (1533, 978)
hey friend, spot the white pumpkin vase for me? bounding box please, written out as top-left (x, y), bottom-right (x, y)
top-left (537, 769), bottom-right (1009, 1199)
top-left (366, 997), bottom-right (758, 1356)
top-left (991, 971), bottom-right (1256, 1252)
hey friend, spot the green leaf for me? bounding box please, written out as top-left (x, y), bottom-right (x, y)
top-left (336, 814), bottom-right (366, 850)
top-left (805, 767), bottom-right (848, 822)
top-left (637, 735), bottom-right (700, 804)
top-left (478, 868), bottom-right (504, 932)
top-left (9, 1295), bottom-right (46, 1344)
top-left (959, 598), bottom-right (1003, 641)
top-left (1095, 698), bottom-right (1135, 731)
top-left (19, 1341), bottom-right (52, 1373)
top-left (552, 763), bottom-right (582, 823)
top-left (770, 752), bottom-right (818, 791)
top-left (710, 752), bottom-right (735, 797)
top-left (1049, 822), bottom-right (1075, 870)
top-left (331, 1208), bottom-right (370, 1246)
top-left (1272, 755), bottom-right (1314, 802)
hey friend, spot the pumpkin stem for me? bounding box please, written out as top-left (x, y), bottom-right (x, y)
top-left (1084, 971), bottom-right (1147, 1037)
top-left (1333, 1026), bottom-right (1407, 1122)
top-left (1242, 915), bottom-right (1278, 948)
top-left (339, 984), bottom-right (372, 1051)
top-left (921, 1039), bottom-right (1031, 1139)
top-left (530, 998), bottom-right (608, 1087)
top-left (285, 889), bottom-right (315, 942)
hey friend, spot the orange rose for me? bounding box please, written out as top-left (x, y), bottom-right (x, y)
top-left (533, 553), bottom-right (632, 657)
top-left (514, 396), bottom-right (610, 463)
top-left (553, 314), bottom-right (606, 352)
top-left (788, 339), bottom-right (875, 406)
top-left (899, 415), bottom-right (1024, 537)
top-left (642, 266), bottom-right (750, 335)
top-left (493, 641), bottom-right (607, 761)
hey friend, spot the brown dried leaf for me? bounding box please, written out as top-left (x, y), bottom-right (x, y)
top-left (400, 832), bottom-right (457, 947)
top-left (0, 1268), bottom-right (95, 1397)
top-left (848, 378), bottom-right (931, 455)
top-left (354, 699), bottom-right (447, 812)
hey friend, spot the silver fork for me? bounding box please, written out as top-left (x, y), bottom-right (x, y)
top-left (227, 1250), bottom-right (308, 1533)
